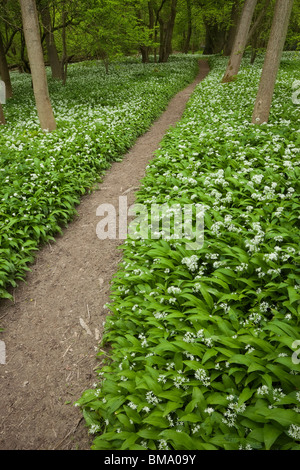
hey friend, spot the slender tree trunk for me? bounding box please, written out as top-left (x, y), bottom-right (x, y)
top-left (222, 0), bottom-right (258, 82)
top-left (19, 0), bottom-right (56, 131)
top-left (39, 1), bottom-right (62, 80)
top-left (148, 0), bottom-right (155, 56)
top-left (138, 2), bottom-right (154, 63)
top-left (159, 19), bottom-right (167, 62)
top-left (247, 0), bottom-right (272, 44)
top-left (250, 33), bottom-right (259, 64)
top-left (0, 32), bottom-right (13, 99)
top-left (154, 0), bottom-right (166, 62)
top-left (159, 0), bottom-right (177, 63)
top-left (252, 0), bottom-right (294, 124)
top-left (183, 0), bottom-right (192, 53)
top-left (61, 7), bottom-right (68, 85)
top-left (20, 31), bottom-right (31, 73)
top-left (154, 29), bottom-right (158, 62)
top-left (202, 22), bottom-right (214, 54)
top-left (0, 102), bottom-right (5, 125)
top-left (140, 45), bottom-right (150, 63)
top-left (223, 0), bottom-right (242, 56)
top-left (203, 20), bottom-right (227, 55)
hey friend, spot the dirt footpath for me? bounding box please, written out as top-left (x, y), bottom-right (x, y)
top-left (0, 60), bottom-right (209, 450)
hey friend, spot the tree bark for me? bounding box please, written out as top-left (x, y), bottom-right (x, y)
top-left (203, 20), bottom-right (227, 55)
top-left (222, 0), bottom-right (258, 82)
top-left (158, 0), bottom-right (177, 63)
top-left (138, 1), bottom-right (154, 63)
top-left (140, 45), bottom-right (150, 63)
top-left (250, 33), bottom-right (259, 64)
top-left (223, 0), bottom-right (242, 56)
top-left (0, 102), bottom-right (5, 125)
top-left (252, 0), bottom-right (294, 124)
top-left (20, 31), bottom-right (31, 73)
top-left (61, 7), bottom-right (68, 85)
top-left (39, 0), bottom-right (62, 80)
top-left (19, 0), bottom-right (56, 131)
top-left (183, 0), bottom-right (192, 54)
top-left (0, 32), bottom-right (13, 99)
top-left (247, 0), bottom-right (272, 44)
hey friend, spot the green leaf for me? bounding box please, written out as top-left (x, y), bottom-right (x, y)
top-left (180, 412), bottom-right (202, 423)
top-left (162, 401), bottom-right (183, 417)
top-left (263, 424), bottom-right (282, 450)
top-left (288, 286), bottom-right (300, 305)
top-left (144, 412), bottom-right (169, 428)
top-left (158, 429), bottom-right (196, 450)
top-left (202, 348), bottom-right (218, 364)
top-left (137, 428), bottom-right (161, 440)
top-left (238, 387), bottom-right (255, 407)
top-left (258, 408), bottom-right (300, 427)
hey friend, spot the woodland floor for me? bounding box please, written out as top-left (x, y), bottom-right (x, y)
top-left (0, 60), bottom-right (209, 450)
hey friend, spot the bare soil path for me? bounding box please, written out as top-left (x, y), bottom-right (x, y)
top-left (0, 60), bottom-right (209, 450)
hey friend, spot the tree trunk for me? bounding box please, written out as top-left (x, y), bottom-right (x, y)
top-left (20, 31), bottom-right (31, 73)
top-left (183, 0), bottom-right (192, 54)
top-left (252, 0), bottom-right (294, 124)
top-left (203, 20), bottom-right (227, 55)
top-left (19, 0), bottom-right (56, 132)
top-left (222, 0), bottom-right (258, 82)
top-left (202, 24), bottom-right (213, 54)
top-left (141, 45), bottom-right (150, 63)
top-left (61, 7), bottom-right (68, 85)
top-left (39, 1), bottom-right (62, 80)
top-left (138, 1), bottom-right (154, 63)
top-left (250, 33), bottom-right (258, 64)
top-left (223, 1), bottom-right (242, 56)
top-left (159, 0), bottom-right (177, 63)
top-left (247, 0), bottom-right (272, 44)
top-left (0, 32), bottom-right (13, 99)
top-left (0, 102), bottom-right (5, 125)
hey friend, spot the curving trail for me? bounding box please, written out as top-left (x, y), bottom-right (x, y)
top-left (0, 60), bottom-right (209, 450)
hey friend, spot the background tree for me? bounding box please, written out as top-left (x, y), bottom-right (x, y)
top-left (19, 0), bottom-right (56, 131)
top-left (248, 0), bottom-right (274, 64)
top-left (159, 0), bottom-right (177, 62)
top-left (285, 0), bottom-right (300, 49)
top-left (222, 0), bottom-right (258, 83)
top-left (223, 0), bottom-right (243, 56)
top-left (135, 1), bottom-right (156, 63)
top-left (38, 0), bottom-right (62, 80)
top-left (182, 0), bottom-right (192, 53)
top-left (0, 101), bottom-right (5, 124)
top-left (0, 30), bottom-right (13, 98)
top-left (252, 0), bottom-right (294, 124)
top-left (197, 0), bottom-right (242, 55)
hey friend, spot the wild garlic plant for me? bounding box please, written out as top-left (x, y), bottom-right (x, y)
top-left (0, 56), bottom-right (199, 299)
top-left (77, 53), bottom-right (300, 450)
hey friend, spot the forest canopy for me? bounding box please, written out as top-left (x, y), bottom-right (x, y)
top-left (0, 0), bottom-right (300, 73)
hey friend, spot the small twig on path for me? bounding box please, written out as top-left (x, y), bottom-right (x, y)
top-left (52, 417), bottom-right (83, 450)
top-left (0, 312), bottom-right (9, 321)
top-left (121, 186), bottom-right (139, 195)
top-left (62, 344), bottom-right (72, 358)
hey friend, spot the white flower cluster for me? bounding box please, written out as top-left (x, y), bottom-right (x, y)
top-left (194, 368), bottom-right (210, 387)
top-left (181, 255), bottom-right (199, 272)
top-left (288, 424), bottom-right (300, 440)
top-left (145, 391), bottom-right (161, 405)
top-left (222, 396), bottom-right (246, 428)
top-left (167, 286), bottom-right (181, 295)
top-left (245, 222), bottom-right (265, 253)
top-left (182, 331), bottom-right (197, 343)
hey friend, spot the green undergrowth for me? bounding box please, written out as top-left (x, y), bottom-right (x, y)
top-left (0, 55), bottom-right (199, 299)
top-left (76, 53), bottom-right (300, 450)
